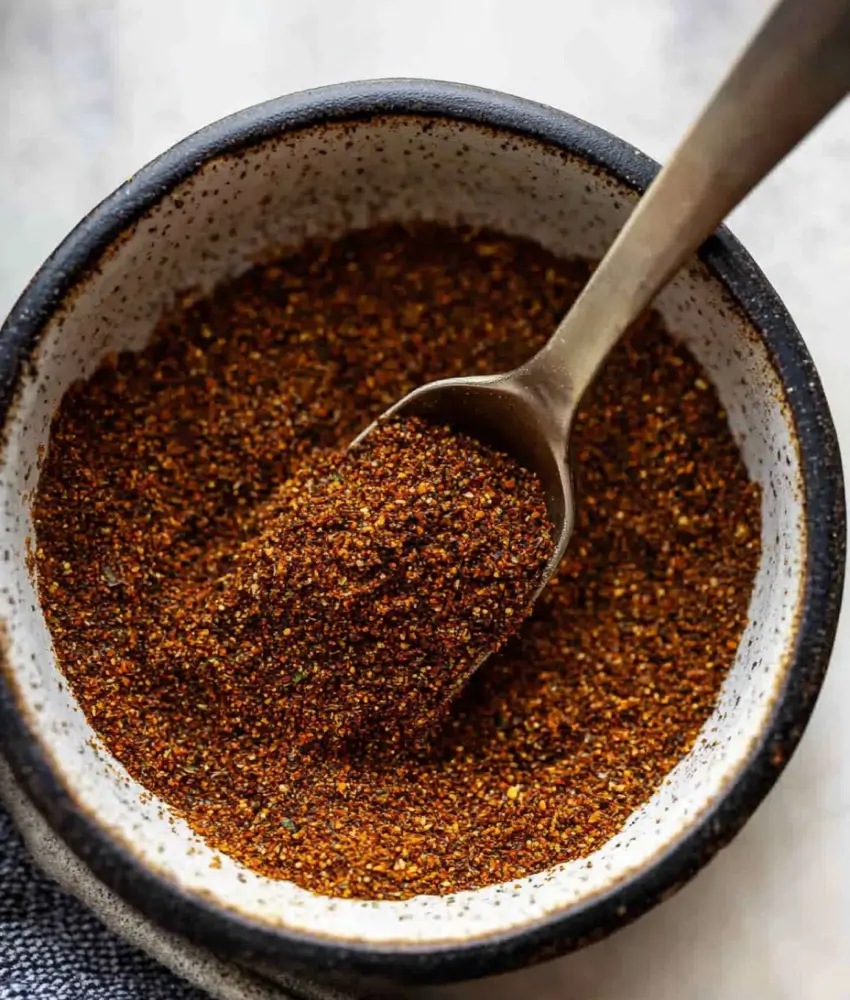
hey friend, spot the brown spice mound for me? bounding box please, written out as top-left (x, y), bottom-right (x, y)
top-left (34, 224), bottom-right (761, 900)
top-left (169, 416), bottom-right (552, 749)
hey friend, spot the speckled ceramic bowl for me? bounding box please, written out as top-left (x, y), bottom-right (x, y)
top-left (0, 81), bottom-right (844, 991)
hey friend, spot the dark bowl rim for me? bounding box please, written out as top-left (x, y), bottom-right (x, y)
top-left (0, 79), bottom-right (844, 986)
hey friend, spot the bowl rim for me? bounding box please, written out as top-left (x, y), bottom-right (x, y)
top-left (0, 78), bottom-right (844, 986)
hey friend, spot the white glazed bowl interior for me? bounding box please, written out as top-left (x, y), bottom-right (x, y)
top-left (0, 114), bottom-right (802, 946)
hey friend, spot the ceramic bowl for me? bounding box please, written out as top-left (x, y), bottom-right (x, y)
top-left (0, 81), bottom-right (844, 990)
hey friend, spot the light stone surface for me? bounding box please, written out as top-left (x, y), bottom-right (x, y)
top-left (1, 1), bottom-right (848, 997)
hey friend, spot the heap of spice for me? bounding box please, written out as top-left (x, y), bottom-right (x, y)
top-left (168, 415), bottom-right (552, 749)
top-left (34, 223), bottom-right (761, 900)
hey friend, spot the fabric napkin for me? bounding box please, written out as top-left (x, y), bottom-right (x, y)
top-left (0, 804), bottom-right (206, 1000)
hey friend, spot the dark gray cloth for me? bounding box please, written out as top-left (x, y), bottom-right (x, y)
top-left (0, 805), bottom-right (205, 1000)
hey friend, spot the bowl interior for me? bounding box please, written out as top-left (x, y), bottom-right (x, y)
top-left (0, 113), bottom-right (803, 945)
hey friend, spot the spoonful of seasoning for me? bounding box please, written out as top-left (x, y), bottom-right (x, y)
top-left (172, 415), bottom-right (554, 749)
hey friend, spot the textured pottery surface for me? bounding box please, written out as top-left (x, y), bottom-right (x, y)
top-left (0, 757), bottom-right (350, 1000)
top-left (1, 88), bottom-right (839, 988)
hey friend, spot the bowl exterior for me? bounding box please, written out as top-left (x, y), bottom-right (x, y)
top-left (0, 80), bottom-right (843, 987)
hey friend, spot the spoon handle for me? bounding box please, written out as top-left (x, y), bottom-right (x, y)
top-left (524, 0), bottom-right (850, 417)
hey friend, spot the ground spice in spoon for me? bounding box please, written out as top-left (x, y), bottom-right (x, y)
top-left (168, 415), bottom-right (552, 750)
top-left (34, 223), bottom-right (760, 900)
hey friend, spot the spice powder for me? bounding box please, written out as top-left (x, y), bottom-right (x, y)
top-left (34, 224), bottom-right (761, 900)
top-left (169, 414), bottom-right (553, 750)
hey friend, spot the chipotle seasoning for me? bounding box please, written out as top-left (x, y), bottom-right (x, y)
top-left (34, 224), bottom-right (761, 900)
top-left (169, 415), bottom-right (553, 749)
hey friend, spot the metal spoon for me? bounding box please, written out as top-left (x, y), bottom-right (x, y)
top-left (354, 0), bottom-right (850, 614)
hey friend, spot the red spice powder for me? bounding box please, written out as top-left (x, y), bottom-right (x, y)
top-left (168, 415), bottom-right (553, 750)
top-left (33, 224), bottom-right (760, 899)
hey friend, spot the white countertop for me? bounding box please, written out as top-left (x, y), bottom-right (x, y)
top-left (2, 1), bottom-right (848, 997)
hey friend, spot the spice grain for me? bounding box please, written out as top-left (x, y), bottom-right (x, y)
top-left (170, 415), bottom-right (553, 749)
top-left (34, 224), bottom-right (760, 900)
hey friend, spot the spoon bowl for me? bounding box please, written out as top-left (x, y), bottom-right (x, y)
top-left (351, 369), bottom-right (576, 600)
